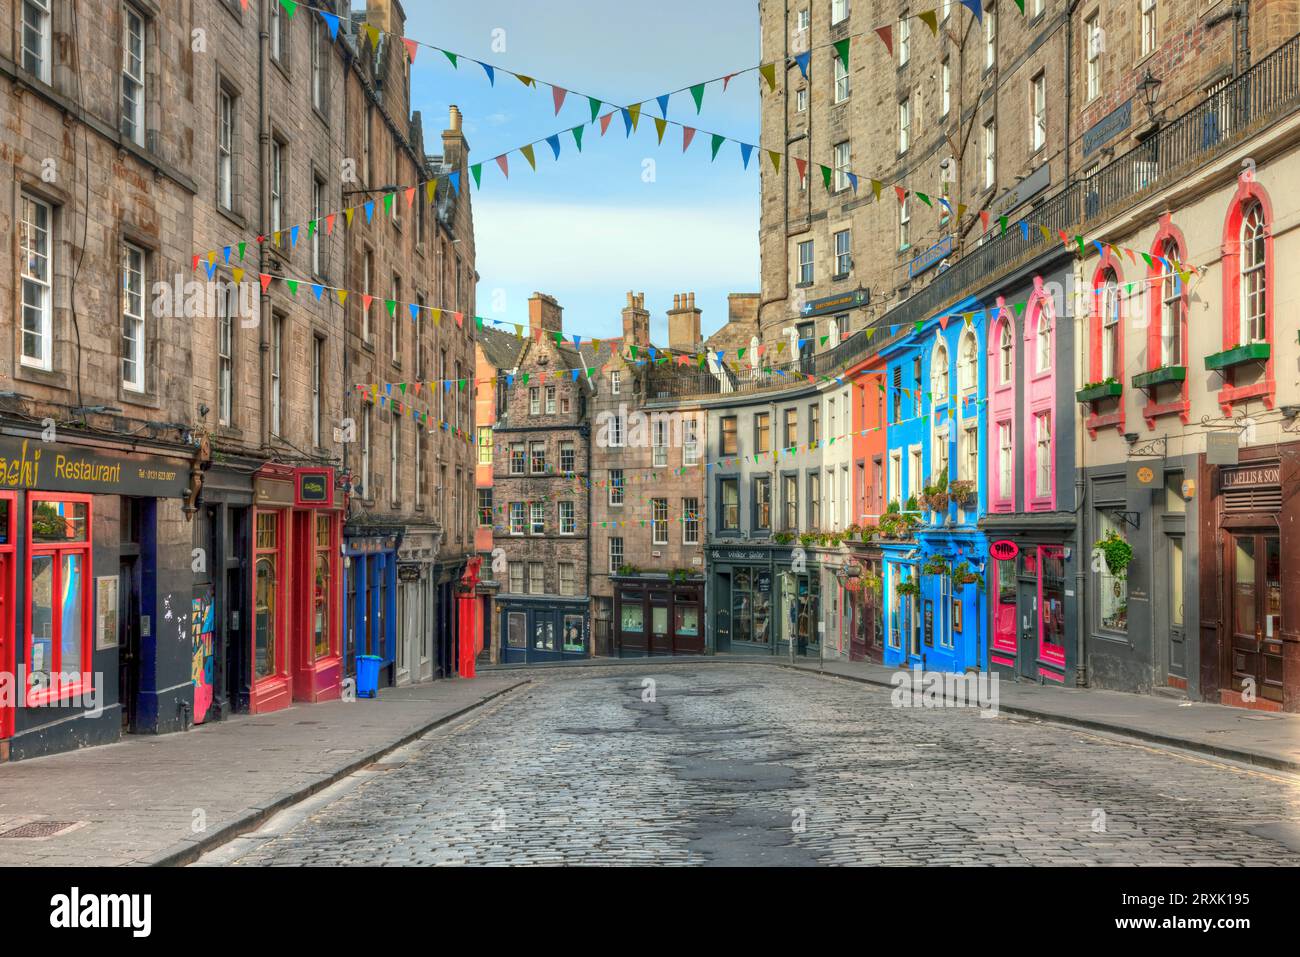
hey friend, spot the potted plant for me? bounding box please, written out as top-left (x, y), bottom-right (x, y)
top-left (1094, 529), bottom-right (1133, 578)
top-left (896, 577), bottom-right (920, 598)
top-left (877, 514), bottom-right (901, 539)
top-left (773, 531), bottom-right (795, 545)
top-left (1076, 376), bottom-right (1123, 404)
top-left (859, 523), bottom-right (878, 542)
top-left (948, 479), bottom-right (977, 507)
top-left (922, 472), bottom-right (950, 512)
top-left (905, 494), bottom-right (920, 513)
top-left (799, 532), bottom-right (820, 548)
top-left (922, 556), bottom-right (951, 577)
top-left (886, 499), bottom-right (901, 515)
top-left (952, 561), bottom-right (985, 590)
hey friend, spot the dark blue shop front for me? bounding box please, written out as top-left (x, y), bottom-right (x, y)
top-left (343, 528), bottom-right (399, 685)
top-left (498, 596), bottom-right (588, 664)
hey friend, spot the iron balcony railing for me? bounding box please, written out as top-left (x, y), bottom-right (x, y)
top-left (872, 31), bottom-right (1300, 332)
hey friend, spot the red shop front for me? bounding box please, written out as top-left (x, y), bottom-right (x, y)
top-left (250, 466), bottom-right (344, 714)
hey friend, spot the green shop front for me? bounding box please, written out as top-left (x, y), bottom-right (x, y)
top-left (706, 544), bottom-right (822, 656)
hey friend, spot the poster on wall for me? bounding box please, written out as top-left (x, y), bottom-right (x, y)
top-left (191, 591), bottom-right (215, 725)
top-left (95, 577), bottom-right (119, 650)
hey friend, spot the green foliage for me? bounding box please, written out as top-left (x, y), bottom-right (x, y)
top-left (1094, 529), bottom-right (1133, 578)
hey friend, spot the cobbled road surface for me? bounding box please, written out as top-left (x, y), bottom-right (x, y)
top-left (204, 664), bottom-right (1300, 866)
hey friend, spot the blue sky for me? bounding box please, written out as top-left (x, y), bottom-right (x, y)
top-left (402, 0), bottom-right (762, 344)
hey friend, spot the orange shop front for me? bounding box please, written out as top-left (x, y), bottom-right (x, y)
top-left (249, 465), bottom-right (344, 714)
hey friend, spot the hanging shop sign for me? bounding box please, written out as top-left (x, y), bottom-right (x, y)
top-left (801, 288), bottom-right (870, 318)
top-left (908, 236), bottom-right (953, 279)
top-left (397, 564), bottom-right (422, 583)
top-left (254, 476), bottom-right (295, 508)
top-left (294, 467), bottom-right (335, 508)
top-left (989, 540), bottom-right (1019, 561)
top-left (1127, 460), bottom-right (1161, 491)
top-left (1206, 431), bottom-right (1241, 466)
top-left (0, 435), bottom-right (189, 497)
top-left (1083, 99), bottom-right (1133, 157)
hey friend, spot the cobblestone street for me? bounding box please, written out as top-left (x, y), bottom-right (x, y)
top-left (201, 665), bottom-right (1300, 866)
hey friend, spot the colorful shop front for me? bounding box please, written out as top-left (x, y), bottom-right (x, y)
top-left (497, 593), bottom-right (588, 664)
top-left (877, 295), bottom-right (989, 673)
top-left (707, 544), bottom-right (824, 658)
top-left (342, 522), bottom-right (400, 688)
top-left (0, 429), bottom-right (195, 762)
top-left (242, 465), bottom-right (346, 714)
top-left (611, 572), bottom-right (705, 656)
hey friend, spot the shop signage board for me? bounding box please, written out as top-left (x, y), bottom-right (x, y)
top-left (1206, 431), bottom-right (1240, 466)
top-left (295, 468), bottom-right (335, 508)
top-left (254, 477), bottom-right (295, 508)
top-left (989, 540), bottom-right (1019, 561)
top-left (398, 564), bottom-right (422, 583)
top-left (1219, 463), bottom-right (1281, 491)
top-left (800, 288), bottom-right (869, 318)
top-left (1127, 460), bottom-right (1161, 491)
top-left (0, 435), bottom-right (189, 497)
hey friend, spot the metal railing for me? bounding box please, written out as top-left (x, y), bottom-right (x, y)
top-left (873, 32), bottom-right (1300, 332)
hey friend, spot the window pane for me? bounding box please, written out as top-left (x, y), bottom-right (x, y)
top-left (30, 554), bottom-right (54, 680)
top-left (255, 557), bottom-right (277, 678)
top-left (60, 552), bottom-right (84, 674)
top-left (33, 500), bottom-right (88, 543)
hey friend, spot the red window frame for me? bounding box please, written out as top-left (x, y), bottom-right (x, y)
top-left (25, 494), bottom-right (93, 707)
top-left (312, 511), bottom-right (339, 661)
top-left (1217, 170), bottom-right (1275, 415)
top-left (0, 492), bottom-right (15, 737)
top-left (1142, 215), bottom-right (1191, 429)
top-left (1086, 249), bottom-right (1126, 438)
top-left (252, 508), bottom-right (287, 686)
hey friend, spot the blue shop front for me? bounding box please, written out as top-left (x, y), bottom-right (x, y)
top-left (342, 525), bottom-right (399, 686)
top-left (878, 296), bottom-right (990, 674)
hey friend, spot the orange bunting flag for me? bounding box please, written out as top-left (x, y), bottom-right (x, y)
top-left (874, 25), bottom-right (893, 56)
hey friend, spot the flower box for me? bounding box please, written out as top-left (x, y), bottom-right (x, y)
top-left (1204, 341), bottom-right (1270, 372)
top-left (1131, 365), bottom-right (1186, 390)
top-left (1075, 381), bottom-right (1123, 403)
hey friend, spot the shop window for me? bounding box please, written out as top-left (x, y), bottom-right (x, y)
top-left (1039, 546), bottom-right (1066, 666)
top-left (313, 513), bottom-right (334, 659)
top-left (26, 496), bottom-right (91, 704)
top-left (1095, 511), bottom-right (1128, 633)
top-left (675, 605), bottom-right (700, 637)
top-left (506, 612), bottom-right (526, 648)
top-left (563, 615), bottom-right (584, 652)
top-left (620, 597), bottom-right (644, 633)
top-left (253, 511), bottom-right (282, 680)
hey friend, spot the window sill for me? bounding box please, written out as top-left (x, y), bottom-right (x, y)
top-left (26, 678), bottom-right (93, 709)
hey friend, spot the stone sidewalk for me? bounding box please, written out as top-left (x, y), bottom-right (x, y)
top-left (485, 655), bottom-right (1300, 773)
top-left (0, 675), bottom-right (529, 867)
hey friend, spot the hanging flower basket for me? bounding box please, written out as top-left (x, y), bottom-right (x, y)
top-left (1093, 530), bottom-right (1133, 578)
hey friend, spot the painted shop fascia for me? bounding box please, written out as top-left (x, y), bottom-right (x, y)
top-left (0, 424), bottom-right (199, 762)
top-left (979, 255), bottom-right (1082, 687)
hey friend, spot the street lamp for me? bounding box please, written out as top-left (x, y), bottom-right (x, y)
top-left (1137, 68), bottom-right (1163, 123)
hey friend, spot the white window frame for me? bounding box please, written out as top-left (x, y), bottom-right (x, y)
top-left (609, 469), bottom-right (625, 506)
top-left (899, 98), bottom-right (911, 154)
top-left (899, 195), bottom-right (910, 249)
top-left (831, 0), bottom-right (849, 25)
top-left (984, 4), bottom-right (997, 70)
top-left (834, 229), bottom-right (852, 277)
top-left (559, 501), bottom-right (576, 536)
top-left (941, 60), bottom-right (951, 117)
top-left (609, 537), bottom-right (624, 574)
top-left (270, 138), bottom-right (284, 234)
top-left (1140, 0), bottom-right (1157, 59)
top-left (1161, 240), bottom-right (1183, 366)
top-left (1031, 72), bottom-right (1047, 152)
top-left (1102, 272), bottom-right (1120, 379)
top-left (217, 286), bottom-right (234, 425)
top-left (983, 119), bottom-right (996, 189)
top-left (998, 421), bottom-right (1013, 499)
top-left (360, 404), bottom-right (372, 499)
top-left (20, 194), bottom-right (54, 371)
top-left (270, 312), bottom-right (283, 436)
top-left (683, 418), bottom-right (700, 466)
top-left (1241, 202), bottom-right (1267, 343)
top-left (530, 501), bottom-right (545, 536)
top-left (312, 337), bottom-right (322, 448)
top-left (312, 177), bottom-right (324, 277)
top-left (651, 498), bottom-right (669, 545)
top-left (834, 56), bottom-right (850, 103)
top-left (610, 370), bottom-right (621, 394)
top-left (509, 502), bottom-right (525, 536)
top-left (899, 17), bottom-right (910, 66)
top-left (218, 87), bottom-right (235, 211)
top-left (1035, 412), bottom-right (1052, 498)
top-left (833, 141), bottom-right (851, 192)
top-left (1086, 15), bottom-right (1101, 101)
top-left (389, 413), bottom-right (400, 504)
top-left (683, 497), bottom-right (700, 544)
top-left (22, 0), bottom-right (53, 83)
top-left (121, 5), bottom-right (146, 147)
top-left (798, 239), bottom-right (815, 283)
top-left (121, 241), bottom-right (146, 393)
top-left (653, 419), bottom-right (668, 467)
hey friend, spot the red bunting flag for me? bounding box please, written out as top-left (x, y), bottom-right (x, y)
top-left (363, 294), bottom-right (373, 312)
top-left (682, 126), bottom-right (696, 152)
top-left (599, 112), bottom-right (614, 135)
top-left (894, 185), bottom-right (907, 204)
top-left (722, 73), bottom-right (738, 91)
top-left (875, 25), bottom-right (893, 56)
top-left (326, 213), bottom-right (336, 234)
top-left (259, 273), bottom-right (272, 293)
top-left (552, 86), bottom-right (567, 115)
top-left (405, 186), bottom-right (416, 208)
top-left (795, 157), bottom-right (807, 182)
top-left (979, 210), bottom-right (990, 232)
top-left (192, 255), bottom-right (200, 272)
top-left (402, 38), bottom-right (418, 62)
top-left (495, 154), bottom-right (509, 178)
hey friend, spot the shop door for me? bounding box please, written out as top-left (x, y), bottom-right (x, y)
top-left (1017, 551), bottom-right (1039, 680)
top-left (118, 557), bottom-right (140, 731)
top-left (1165, 535), bottom-right (1187, 682)
top-left (0, 551), bottom-right (11, 741)
top-left (1229, 534), bottom-right (1284, 704)
top-left (649, 593), bottom-right (670, 656)
top-left (714, 573), bottom-right (732, 652)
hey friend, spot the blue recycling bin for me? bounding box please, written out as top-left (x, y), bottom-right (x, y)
top-left (356, 655), bottom-right (382, 699)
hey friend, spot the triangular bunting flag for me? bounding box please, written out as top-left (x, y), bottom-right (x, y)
top-left (546, 134), bottom-right (561, 160)
top-left (495, 154), bottom-right (509, 178)
top-left (759, 63), bottom-right (777, 91)
top-left (654, 117), bottom-right (667, 143)
top-left (690, 83), bottom-right (705, 113)
top-left (834, 38), bottom-right (850, 69)
top-left (875, 25), bottom-right (893, 56)
top-left (520, 144), bottom-right (536, 170)
top-left (711, 134), bottom-right (725, 161)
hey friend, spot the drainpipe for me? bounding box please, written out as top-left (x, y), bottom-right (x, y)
top-left (257, 2), bottom-right (270, 450)
top-left (1074, 258), bottom-right (1088, 687)
top-left (1207, 1), bottom-right (1250, 77)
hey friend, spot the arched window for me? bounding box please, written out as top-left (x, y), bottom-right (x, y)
top-left (932, 340), bottom-right (949, 400)
top-left (1241, 201), bottom-right (1266, 343)
top-left (1035, 298), bottom-right (1053, 373)
top-left (1159, 238), bottom-right (1184, 366)
top-left (1101, 268), bottom-right (1120, 379)
top-left (958, 330), bottom-right (978, 393)
top-left (999, 321), bottom-right (1013, 384)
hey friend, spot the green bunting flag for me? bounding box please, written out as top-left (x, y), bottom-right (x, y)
top-left (470, 163), bottom-right (483, 188)
top-left (286, 280), bottom-right (299, 296)
top-left (571, 125), bottom-right (584, 151)
top-left (443, 50), bottom-right (458, 68)
top-left (690, 83), bottom-right (706, 113)
top-left (821, 165), bottom-right (833, 190)
top-left (588, 97), bottom-right (602, 122)
top-left (1012, 0), bottom-right (1025, 11)
top-left (383, 193), bottom-right (394, 214)
top-left (833, 38), bottom-right (850, 69)
top-left (915, 192), bottom-right (932, 207)
top-left (386, 299), bottom-right (397, 317)
top-left (279, 0), bottom-right (297, 17)
top-left (710, 134), bottom-right (725, 160)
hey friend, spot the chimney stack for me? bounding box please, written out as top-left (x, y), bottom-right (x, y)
top-left (622, 291), bottom-right (649, 346)
top-left (529, 292), bottom-right (563, 339)
top-left (668, 291), bottom-right (702, 353)
top-left (448, 104), bottom-right (462, 133)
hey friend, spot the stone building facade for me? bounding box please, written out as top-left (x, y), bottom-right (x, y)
top-left (0, 0), bottom-right (479, 760)
top-left (491, 293), bottom-right (593, 664)
top-left (589, 293), bottom-right (710, 657)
